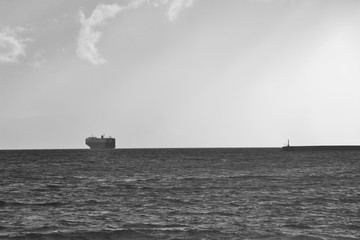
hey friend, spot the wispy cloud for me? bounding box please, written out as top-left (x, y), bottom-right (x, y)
top-left (30, 50), bottom-right (46, 69)
top-left (148, 0), bottom-right (194, 21)
top-left (166, 0), bottom-right (194, 21)
top-left (77, 0), bottom-right (195, 65)
top-left (148, 0), bottom-right (195, 21)
top-left (77, 4), bottom-right (123, 65)
top-left (0, 27), bottom-right (27, 63)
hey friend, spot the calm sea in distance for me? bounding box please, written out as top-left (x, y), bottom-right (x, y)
top-left (0, 148), bottom-right (359, 240)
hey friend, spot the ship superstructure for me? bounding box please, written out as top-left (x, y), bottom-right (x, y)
top-left (85, 135), bottom-right (115, 149)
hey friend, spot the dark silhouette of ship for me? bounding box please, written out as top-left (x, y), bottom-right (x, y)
top-left (282, 140), bottom-right (360, 151)
top-left (86, 135), bottom-right (115, 149)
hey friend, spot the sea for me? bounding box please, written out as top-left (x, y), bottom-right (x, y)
top-left (0, 148), bottom-right (359, 240)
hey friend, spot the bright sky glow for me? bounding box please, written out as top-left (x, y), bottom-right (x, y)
top-left (1, 0), bottom-right (360, 149)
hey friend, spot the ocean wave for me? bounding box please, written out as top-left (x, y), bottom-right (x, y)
top-left (2, 226), bottom-right (241, 240)
top-left (2, 228), bottom-right (229, 240)
top-left (289, 235), bottom-right (324, 240)
top-left (2, 230), bottom-right (154, 240)
top-left (283, 223), bottom-right (312, 229)
top-left (346, 224), bottom-right (360, 230)
top-left (46, 184), bottom-right (63, 190)
top-left (122, 178), bottom-right (139, 183)
top-left (170, 174), bottom-right (275, 182)
top-left (0, 200), bottom-right (65, 208)
top-left (81, 199), bottom-right (105, 205)
top-left (339, 195), bottom-right (360, 204)
top-left (121, 223), bottom-right (189, 229)
top-left (255, 234), bottom-right (325, 240)
top-left (162, 197), bottom-right (194, 205)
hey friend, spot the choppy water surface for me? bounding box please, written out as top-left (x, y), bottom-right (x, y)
top-left (0, 148), bottom-right (359, 240)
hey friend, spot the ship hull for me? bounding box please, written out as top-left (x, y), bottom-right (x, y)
top-left (282, 145), bottom-right (360, 151)
top-left (86, 137), bottom-right (115, 149)
top-left (86, 142), bottom-right (115, 149)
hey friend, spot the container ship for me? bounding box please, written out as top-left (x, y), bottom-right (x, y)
top-left (85, 135), bottom-right (115, 149)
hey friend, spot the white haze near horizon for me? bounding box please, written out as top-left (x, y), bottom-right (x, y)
top-left (1, 0), bottom-right (360, 149)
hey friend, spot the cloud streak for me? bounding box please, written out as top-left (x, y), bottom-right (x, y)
top-left (148, 0), bottom-right (195, 21)
top-left (166, 0), bottom-right (194, 21)
top-left (77, 0), bottom-right (195, 65)
top-left (0, 27), bottom-right (26, 63)
top-left (77, 4), bottom-right (123, 65)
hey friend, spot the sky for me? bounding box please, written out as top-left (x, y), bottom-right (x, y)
top-left (1, 0), bottom-right (360, 149)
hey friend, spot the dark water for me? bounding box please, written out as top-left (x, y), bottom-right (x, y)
top-left (0, 148), bottom-right (359, 240)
